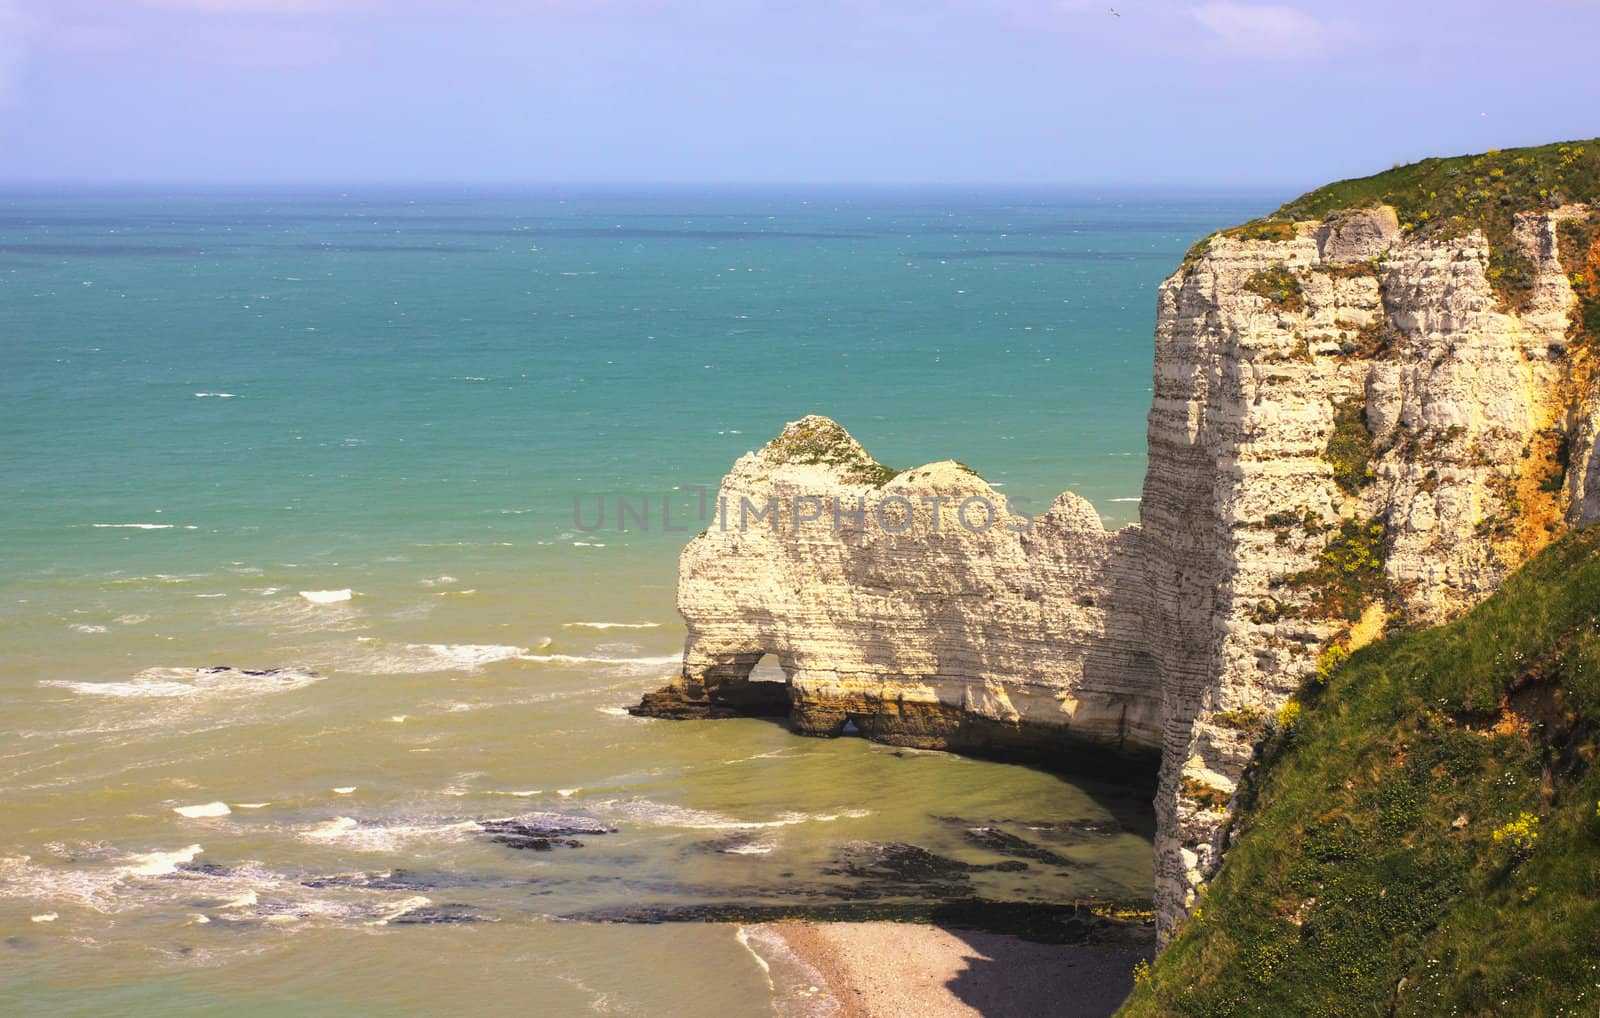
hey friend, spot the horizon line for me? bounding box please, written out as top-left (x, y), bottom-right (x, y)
top-left (0, 178), bottom-right (1302, 195)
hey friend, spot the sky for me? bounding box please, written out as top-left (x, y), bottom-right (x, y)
top-left (0, 0), bottom-right (1595, 188)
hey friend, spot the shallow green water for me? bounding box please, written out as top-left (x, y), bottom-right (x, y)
top-left (0, 187), bottom-right (1271, 1015)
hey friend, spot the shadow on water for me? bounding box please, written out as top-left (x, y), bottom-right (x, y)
top-left (718, 685), bottom-right (1159, 843)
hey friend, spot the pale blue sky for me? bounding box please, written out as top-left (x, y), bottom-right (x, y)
top-left (0, 0), bottom-right (1595, 187)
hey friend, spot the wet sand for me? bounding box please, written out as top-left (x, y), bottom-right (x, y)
top-left (771, 921), bottom-right (1151, 1018)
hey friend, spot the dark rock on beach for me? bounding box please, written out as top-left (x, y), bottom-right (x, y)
top-left (562, 899), bottom-right (1153, 945)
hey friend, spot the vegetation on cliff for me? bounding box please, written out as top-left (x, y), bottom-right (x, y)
top-left (762, 416), bottom-right (901, 485)
top-left (1243, 264), bottom-right (1305, 312)
top-left (1325, 398), bottom-right (1376, 496)
top-left (1120, 525), bottom-right (1600, 1017)
top-left (1220, 139), bottom-right (1600, 309)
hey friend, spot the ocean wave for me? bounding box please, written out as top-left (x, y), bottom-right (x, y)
top-left (0, 849), bottom-right (457, 929)
top-left (173, 802), bottom-right (231, 819)
top-left (90, 522), bottom-right (196, 530)
top-left (193, 392), bottom-right (238, 398)
top-left (220, 595), bottom-right (365, 635)
top-left (721, 841), bottom-right (778, 855)
top-left (336, 642), bottom-right (530, 675)
top-left (738, 925), bottom-right (842, 1018)
top-left (127, 844), bottom-right (206, 876)
top-left (563, 621), bottom-right (662, 630)
top-left (517, 653), bottom-right (678, 672)
top-left (40, 666), bottom-right (323, 700)
top-left (586, 798), bottom-right (870, 831)
top-left (299, 816), bottom-right (478, 853)
top-left (299, 588), bottom-right (353, 604)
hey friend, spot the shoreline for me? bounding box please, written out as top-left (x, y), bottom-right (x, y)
top-left (751, 921), bottom-right (1151, 1018)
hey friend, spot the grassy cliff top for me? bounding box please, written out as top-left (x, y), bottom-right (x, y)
top-left (1275, 138), bottom-right (1600, 234)
top-left (1194, 139), bottom-right (1600, 310)
top-left (1120, 524), bottom-right (1600, 1017)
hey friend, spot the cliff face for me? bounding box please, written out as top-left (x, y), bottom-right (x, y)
top-left (1145, 204), bottom-right (1597, 935)
top-left (637, 155), bottom-right (1600, 941)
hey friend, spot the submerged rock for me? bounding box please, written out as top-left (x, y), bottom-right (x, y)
top-left (958, 827), bottom-right (1077, 868)
top-left (820, 841), bottom-right (1028, 898)
top-left (301, 870), bottom-right (440, 892)
top-left (388, 904), bottom-right (484, 925)
top-left (478, 812), bottom-right (615, 851)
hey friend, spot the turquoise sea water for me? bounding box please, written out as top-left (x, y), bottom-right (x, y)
top-left (0, 188), bottom-right (1271, 1015)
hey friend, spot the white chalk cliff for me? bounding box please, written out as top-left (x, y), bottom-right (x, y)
top-left (637, 199), bottom-right (1600, 940)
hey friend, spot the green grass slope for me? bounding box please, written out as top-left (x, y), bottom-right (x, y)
top-left (1119, 525), bottom-right (1600, 1017)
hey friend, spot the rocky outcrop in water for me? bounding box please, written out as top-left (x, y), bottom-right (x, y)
top-left (631, 417), bottom-right (1162, 779)
top-left (638, 179), bottom-right (1600, 940)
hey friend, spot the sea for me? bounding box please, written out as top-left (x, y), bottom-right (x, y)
top-left (0, 187), bottom-right (1274, 1016)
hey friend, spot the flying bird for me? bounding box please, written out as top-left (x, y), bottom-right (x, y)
top-left (1110, 5), bottom-right (1121, 15)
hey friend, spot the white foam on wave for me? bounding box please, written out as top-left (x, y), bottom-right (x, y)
top-left (193, 392), bottom-right (238, 398)
top-left (722, 841), bottom-right (777, 855)
top-left (337, 641), bottom-right (530, 675)
top-left (221, 594), bottom-right (364, 636)
top-left (587, 798), bottom-right (871, 831)
top-left (563, 621), bottom-right (662, 630)
top-left (737, 925), bottom-right (841, 1018)
top-left (127, 844), bottom-right (204, 876)
top-left (517, 653), bottom-right (679, 673)
top-left (299, 816), bottom-right (477, 853)
top-left (417, 575), bottom-right (458, 588)
top-left (91, 523), bottom-right (173, 530)
top-left (41, 666), bottom-right (323, 700)
top-left (721, 748), bottom-right (803, 765)
top-left (368, 894), bottom-right (435, 926)
top-left (173, 801), bottom-right (231, 819)
top-left (0, 848), bottom-right (443, 927)
top-left (69, 623), bottom-right (108, 634)
top-left (1108, 497), bottom-right (1142, 503)
top-left (299, 589), bottom-right (353, 604)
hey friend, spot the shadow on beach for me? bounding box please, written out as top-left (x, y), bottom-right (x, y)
top-left (940, 929), bottom-right (1150, 1018)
